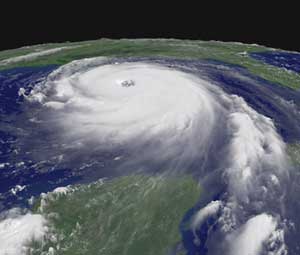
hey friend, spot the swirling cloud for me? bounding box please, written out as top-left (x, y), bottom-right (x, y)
top-left (24, 58), bottom-right (290, 254)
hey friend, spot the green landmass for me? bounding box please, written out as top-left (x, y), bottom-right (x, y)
top-left (28, 174), bottom-right (200, 255)
top-left (287, 143), bottom-right (300, 166)
top-left (0, 39), bottom-right (299, 89)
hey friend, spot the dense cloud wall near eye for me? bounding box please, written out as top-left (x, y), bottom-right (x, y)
top-left (13, 57), bottom-right (291, 255)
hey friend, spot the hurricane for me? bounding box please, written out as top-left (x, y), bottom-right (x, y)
top-left (0, 39), bottom-right (300, 255)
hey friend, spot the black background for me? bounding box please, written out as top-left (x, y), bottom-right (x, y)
top-left (0, 3), bottom-right (298, 52)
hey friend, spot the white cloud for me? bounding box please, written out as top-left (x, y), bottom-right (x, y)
top-left (0, 208), bottom-right (47, 255)
top-left (53, 186), bottom-right (70, 195)
top-left (27, 60), bottom-right (220, 164)
top-left (229, 214), bottom-right (278, 255)
top-left (192, 200), bottom-right (222, 230)
top-left (192, 201), bottom-right (222, 245)
top-left (267, 228), bottom-right (287, 255)
top-left (0, 46), bottom-right (80, 66)
top-left (10, 185), bottom-right (26, 195)
top-left (225, 95), bottom-right (287, 203)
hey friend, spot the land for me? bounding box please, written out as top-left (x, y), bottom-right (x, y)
top-left (0, 39), bottom-right (300, 89)
top-left (29, 174), bottom-right (200, 255)
top-left (288, 143), bottom-right (300, 166)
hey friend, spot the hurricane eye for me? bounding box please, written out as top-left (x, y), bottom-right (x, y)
top-left (119, 79), bottom-right (135, 87)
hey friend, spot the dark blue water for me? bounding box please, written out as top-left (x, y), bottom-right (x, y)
top-left (203, 61), bottom-right (300, 143)
top-left (0, 66), bottom-right (80, 211)
top-left (0, 66), bottom-right (57, 115)
top-left (250, 51), bottom-right (300, 73)
top-left (180, 191), bottom-right (224, 255)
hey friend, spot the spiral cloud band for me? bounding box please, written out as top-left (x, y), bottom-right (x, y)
top-left (24, 58), bottom-right (289, 254)
top-left (29, 62), bottom-right (217, 147)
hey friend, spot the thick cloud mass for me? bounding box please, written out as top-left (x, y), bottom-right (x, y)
top-left (0, 209), bottom-right (47, 255)
top-left (35, 62), bottom-right (216, 143)
top-left (229, 214), bottom-right (278, 255)
top-left (23, 58), bottom-right (291, 254)
top-left (27, 60), bottom-right (224, 174)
